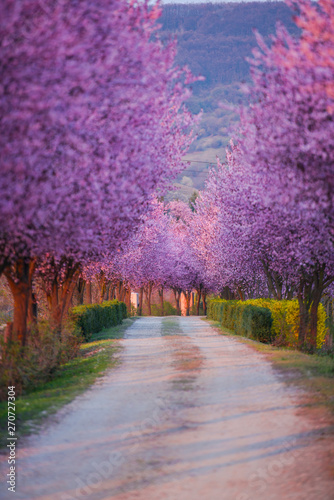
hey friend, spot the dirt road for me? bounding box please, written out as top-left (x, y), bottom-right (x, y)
top-left (0, 316), bottom-right (333, 500)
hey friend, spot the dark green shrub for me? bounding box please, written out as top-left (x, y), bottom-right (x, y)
top-left (208, 299), bottom-right (273, 343)
top-left (120, 301), bottom-right (127, 320)
top-left (242, 305), bottom-right (273, 343)
top-left (234, 304), bottom-right (247, 336)
top-left (70, 300), bottom-right (126, 341)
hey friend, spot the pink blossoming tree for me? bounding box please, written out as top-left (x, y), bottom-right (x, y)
top-left (0, 0), bottom-right (195, 342)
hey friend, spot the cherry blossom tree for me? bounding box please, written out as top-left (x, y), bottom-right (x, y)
top-left (191, 143), bottom-right (267, 302)
top-left (115, 201), bottom-right (172, 315)
top-left (190, 0), bottom-right (334, 350)
top-left (233, 2), bottom-right (334, 349)
top-left (105, 198), bottom-right (212, 317)
top-left (291, 0), bottom-right (334, 103)
top-left (165, 201), bottom-right (212, 315)
top-left (0, 0), bottom-right (195, 342)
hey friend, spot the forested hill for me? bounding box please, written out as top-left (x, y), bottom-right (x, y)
top-left (160, 2), bottom-right (299, 90)
top-left (159, 2), bottom-right (300, 193)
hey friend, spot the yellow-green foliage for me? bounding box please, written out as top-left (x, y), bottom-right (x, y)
top-left (316, 305), bottom-right (327, 349)
top-left (246, 299), bottom-right (326, 348)
top-left (208, 298), bottom-right (327, 348)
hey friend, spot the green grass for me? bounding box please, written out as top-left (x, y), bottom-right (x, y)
top-left (205, 318), bottom-right (334, 414)
top-left (87, 316), bottom-right (136, 341)
top-left (0, 317), bottom-right (136, 448)
top-left (161, 317), bottom-right (183, 336)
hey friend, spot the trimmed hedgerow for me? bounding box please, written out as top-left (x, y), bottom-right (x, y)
top-left (70, 300), bottom-right (127, 341)
top-left (208, 298), bottom-right (327, 348)
top-left (244, 298), bottom-right (327, 349)
top-left (208, 299), bottom-right (272, 343)
top-left (242, 305), bottom-right (273, 343)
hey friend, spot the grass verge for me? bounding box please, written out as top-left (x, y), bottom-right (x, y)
top-left (205, 318), bottom-right (334, 415)
top-left (0, 317), bottom-right (137, 449)
top-left (161, 317), bottom-right (184, 336)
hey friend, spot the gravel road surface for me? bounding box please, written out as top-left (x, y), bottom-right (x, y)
top-left (0, 316), bottom-right (333, 500)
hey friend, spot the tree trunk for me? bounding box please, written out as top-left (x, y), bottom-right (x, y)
top-left (309, 292), bottom-right (322, 351)
top-left (27, 290), bottom-right (38, 325)
top-left (109, 286), bottom-right (115, 301)
top-left (45, 261), bottom-right (81, 337)
top-left (308, 267), bottom-right (327, 350)
top-left (196, 287), bottom-right (202, 315)
top-left (120, 284), bottom-right (127, 303)
top-left (5, 259), bottom-right (35, 345)
top-left (220, 286), bottom-right (234, 300)
top-left (262, 260), bottom-right (284, 300)
top-left (262, 260), bottom-right (276, 299)
top-left (138, 287), bottom-right (144, 316)
top-left (273, 271), bottom-right (283, 300)
top-left (115, 281), bottom-right (123, 301)
top-left (144, 283), bottom-right (153, 316)
top-left (4, 322), bottom-right (13, 343)
top-left (173, 288), bottom-right (181, 316)
top-left (202, 292), bottom-right (207, 316)
top-left (297, 289), bottom-right (309, 349)
top-left (158, 287), bottom-right (164, 316)
top-left (125, 288), bottom-right (131, 315)
top-left (98, 272), bottom-right (106, 304)
top-left (104, 282), bottom-right (110, 302)
top-left (237, 287), bottom-right (245, 301)
top-left (297, 266), bottom-right (332, 351)
top-left (148, 284), bottom-right (152, 315)
top-left (184, 291), bottom-right (191, 316)
top-left (286, 287), bottom-right (294, 300)
top-left (76, 277), bottom-right (86, 305)
top-left (86, 281), bottom-right (92, 304)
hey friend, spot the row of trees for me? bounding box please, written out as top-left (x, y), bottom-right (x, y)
top-left (72, 0), bottom-right (333, 350)
top-left (2, 0), bottom-right (333, 354)
top-left (0, 0), bottom-right (196, 344)
top-left (191, 0), bottom-right (334, 350)
top-left (91, 200), bottom-right (210, 317)
top-left (104, 0), bottom-right (331, 348)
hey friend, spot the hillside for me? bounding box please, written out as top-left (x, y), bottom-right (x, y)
top-left (160, 2), bottom-right (300, 192)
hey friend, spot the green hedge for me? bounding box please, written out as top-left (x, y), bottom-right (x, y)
top-left (242, 305), bottom-right (273, 343)
top-left (69, 300), bottom-right (127, 341)
top-left (208, 298), bottom-right (327, 348)
top-left (208, 299), bottom-right (273, 344)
